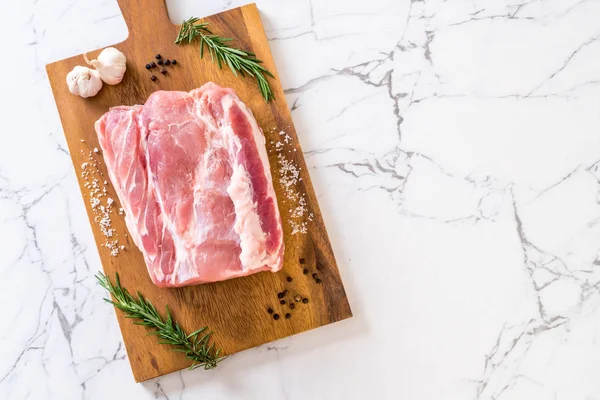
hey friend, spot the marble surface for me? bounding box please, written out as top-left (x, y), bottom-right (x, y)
top-left (2, 0), bottom-right (600, 398)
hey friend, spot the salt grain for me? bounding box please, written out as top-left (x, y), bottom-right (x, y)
top-left (80, 154), bottom-right (122, 256)
top-left (273, 131), bottom-right (311, 235)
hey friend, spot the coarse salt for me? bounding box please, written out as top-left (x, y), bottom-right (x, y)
top-left (273, 130), bottom-right (311, 235)
top-left (80, 155), bottom-right (123, 256)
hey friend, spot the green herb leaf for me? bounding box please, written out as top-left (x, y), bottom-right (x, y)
top-left (95, 272), bottom-right (225, 371)
top-left (175, 16), bottom-right (275, 102)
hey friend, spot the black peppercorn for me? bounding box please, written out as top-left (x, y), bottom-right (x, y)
top-left (165, 59), bottom-right (171, 66)
top-left (312, 273), bottom-right (318, 279)
top-left (157, 59), bottom-right (164, 65)
top-left (145, 64), bottom-right (151, 70)
top-left (150, 75), bottom-right (157, 81)
top-left (273, 314), bottom-right (280, 320)
top-left (303, 269), bottom-right (308, 275)
top-left (160, 68), bottom-right (167, 74)
top-left (172, 59), bottom-right (177, 65)
top-left (316, 278), bottom-right (322, 284)
top-left (299, 258), bottom-right (305, 264)
top-left (155, 54), bottom-right (162, 59)
top-left (285, 313), bottom-right (291, 319)
top-left (287, 276), bottom-right (293, 282)
top-left (302, 298), bottom-right (309, 304)
top-left (290, 303), bottom-right (295, 309)
top-left (280, 299), bottom-right (286, 305)
top-left (316, 264), bottom-right (323, 271)
top-left (267, 307), bottom-right (273, 314)
top-left (151, 62), bottom-right (157, 68)
top-left (277, 292), bottom-right (284, 299)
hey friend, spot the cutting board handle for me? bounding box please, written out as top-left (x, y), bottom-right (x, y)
top-left (116, 0), bottom-right (171, 37)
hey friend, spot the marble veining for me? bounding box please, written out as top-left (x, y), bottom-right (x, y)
top-left (2, 0), bottom-right (600, 398)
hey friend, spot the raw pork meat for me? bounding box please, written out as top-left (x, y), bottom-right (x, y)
top-left (95, 83), bottom-right (284, 287)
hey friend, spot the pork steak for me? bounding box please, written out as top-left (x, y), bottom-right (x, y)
top-left (95, 83), bottom-right (284, 287)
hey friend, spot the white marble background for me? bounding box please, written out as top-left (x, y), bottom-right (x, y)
top-left (2, 0), bottom-right (600, 398)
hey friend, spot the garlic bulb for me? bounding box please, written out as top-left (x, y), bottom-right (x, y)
top-left (84, 47), bottom-right (127, 85)
top-left (66, 66), bottom-right (103, 98)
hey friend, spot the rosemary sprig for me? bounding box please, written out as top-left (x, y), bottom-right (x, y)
top-left (175, 17), bottom-right (275, 102)
top-left (96, 272), bottom-right (225, 370)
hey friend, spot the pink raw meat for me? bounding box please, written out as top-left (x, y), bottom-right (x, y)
top-left (95, 82), bottom-right (284, 287)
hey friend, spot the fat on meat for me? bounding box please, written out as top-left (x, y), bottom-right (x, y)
top-left (95, 82), bottom-right (284, 287)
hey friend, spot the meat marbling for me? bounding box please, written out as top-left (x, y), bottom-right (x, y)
top-left (95, 83), bottom-right (284, 287)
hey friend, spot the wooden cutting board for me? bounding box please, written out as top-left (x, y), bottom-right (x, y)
top-left (46, 0), bottom-right (351, 382)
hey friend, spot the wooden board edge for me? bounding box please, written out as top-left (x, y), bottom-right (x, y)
top-left (134, 310), bottom-right (353, 382)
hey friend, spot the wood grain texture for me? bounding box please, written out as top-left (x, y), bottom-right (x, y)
top-left (46, 1), bottom-right (352, 382)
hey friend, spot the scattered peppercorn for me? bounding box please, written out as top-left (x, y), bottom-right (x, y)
top-left (294, 295), bottom-right (301, 302)
top-left (280, 299), bottom-right (286, 305)
top-left (160, 68), bottom-right (167, 74)
top-left (145, 64), bottom-right (151, 70)
top-left (277, 292), bottom-right (284, 299)
top-left (150, 75), bottom-right (157, 81)
top-left (302, 298), bottom-right (309, 304)
top-left (299, 258), bottom-right (305, 264)
top-left (312, 273), bottom-right (319, 279)
top-left (316, 278), bottom-right (322, 284)
top-left (287, 276), bottom-right (293, 282)
top-left (316, 264), bottom-right (323, 271)
top-left (172, 59), bottom-right (177, 65)
top-left (285, 313), bottom-right (291, 319)
top-left (165, 59), bottom-right (171, 66)
top-left (290, 303), bottom-right (295, 309)
top-left (303, 269), bottom-right (308, 275)
top-left (151, 62), bottom-right (157, 68)
top-left (158, 60), bottom-right (164, 66)
top-left (273, 314), bottom-right (280, 320)
top-left (267, 307), bottom-right (273, 314)
top-left (155, 54), bottom-right (162, 59)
